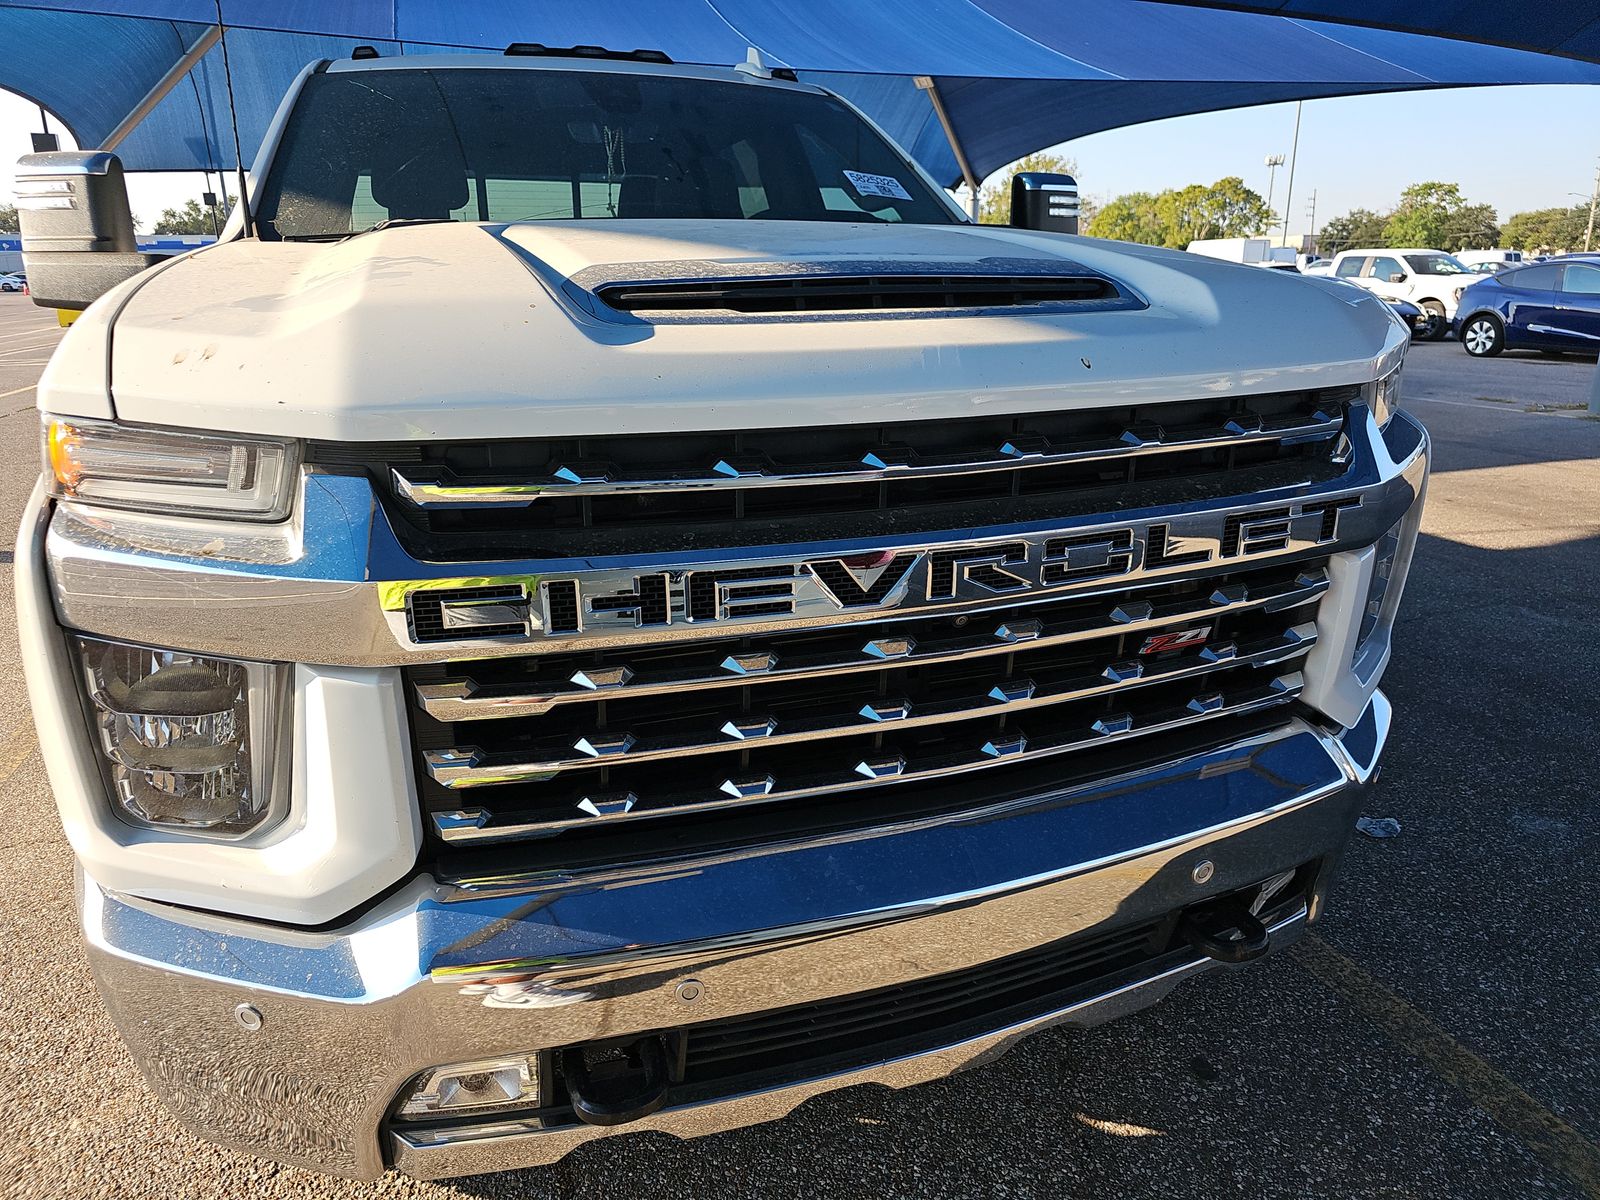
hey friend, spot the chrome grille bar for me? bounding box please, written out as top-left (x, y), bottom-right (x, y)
top-left (432, 670), bottom-right (1305, 842)
top-left (392, 406), bottom-right (1342, 508)
top-left (414, 566), bottom-right (1329, 721)
top-left (423, 622), bottom-right (1316, 787)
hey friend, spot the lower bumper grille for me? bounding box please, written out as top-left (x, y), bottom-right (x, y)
top-left (407, 560), bottom-right (1328, 847)
top-left (675, 876), bottom-right (1310, 1096)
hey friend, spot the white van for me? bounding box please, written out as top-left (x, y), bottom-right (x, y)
top-left (1456, 249), bottom-right (1524, 270)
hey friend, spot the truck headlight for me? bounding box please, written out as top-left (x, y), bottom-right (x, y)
top-left (74, 636), bottom-right (289, 838)
top-left (45, 416), bottom-right (298, 521)
top-left (1370, 363), bottom-right (1402, 428)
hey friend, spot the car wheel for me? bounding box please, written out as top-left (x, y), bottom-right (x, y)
top-left (1420, 300), bottom-right (1449, 341)
top-left (1460, 314), bottom-right (1504, 356)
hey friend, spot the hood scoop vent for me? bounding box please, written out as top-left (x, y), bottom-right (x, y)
top-left (594, 272), bottom-right (1122, 315)
top-left (553, 257), bottom-right (1141, 321)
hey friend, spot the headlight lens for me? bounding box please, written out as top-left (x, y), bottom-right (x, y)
top-left (74, 636), bottom-right (288, 838)
top-left (45, 416), bottom-right (298, 520)
top-left (1370, 363), bottom-right (1403, 428)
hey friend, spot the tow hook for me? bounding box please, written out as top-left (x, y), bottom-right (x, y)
top-left (1179, 895), bottom-right (1271, 964)
top-left (561, 1035), bottom-right (673, 1127)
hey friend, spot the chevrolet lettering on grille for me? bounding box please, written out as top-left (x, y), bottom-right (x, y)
top-left (407, 496), bottom-right (1361, 644)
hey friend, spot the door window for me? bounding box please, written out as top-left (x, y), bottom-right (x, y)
top-left (1560, 264), bottom-right (1600, 295)
top-left (1504, 264), bottom-right (1561, 291)
top-left (1335, 256), bottom-right (1366, 278)
top-left (1369, 256), bottom-right (1405, 282)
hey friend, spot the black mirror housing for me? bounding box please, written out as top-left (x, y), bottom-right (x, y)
top-left (1008, 172), bottom-right (1080, 235)
top-left (14, 151), bottom-right (163, 311)
top-left (1388, 271), bottom-right (1407, 283)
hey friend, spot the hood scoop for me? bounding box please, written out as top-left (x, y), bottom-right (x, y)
top-left (563, 257), bottom-right (1140, 321)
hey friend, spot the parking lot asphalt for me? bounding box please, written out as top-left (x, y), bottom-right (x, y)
top-left (0, 291), bottom-right (1596, 1200)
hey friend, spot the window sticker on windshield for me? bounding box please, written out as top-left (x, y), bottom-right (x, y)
top-left (843, 170), bottom-right (912, 201)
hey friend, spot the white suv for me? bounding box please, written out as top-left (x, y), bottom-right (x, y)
top-left (1327, 248), bottom-right (1474, 340)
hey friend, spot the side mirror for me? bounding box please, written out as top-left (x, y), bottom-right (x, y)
top-left (1008, 172), bottom-right (1079, 235)
top-left (1387, 271), bottom-right (1407, 283)
top-left (14, 151), bottom-right (163, 311)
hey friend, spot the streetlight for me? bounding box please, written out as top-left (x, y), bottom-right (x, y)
top-left (1264, 153), bottom-right (1285, 211)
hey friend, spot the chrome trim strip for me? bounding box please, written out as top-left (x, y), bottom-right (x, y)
top-left (425, 626), bottom-right (1315, 788)
top-left (389, 905), bottom-right (1307, 1179)
top-left (390, 406), bottom-right (1344, 507)
top-left (431, 670), bottom-right (1304, 839)
top-left (415, 566), bottom-right (1329, 720)
top-left (44, 409), bottom-right (1426, 666)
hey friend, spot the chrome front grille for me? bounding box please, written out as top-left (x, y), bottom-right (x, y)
top-left (406, 560), bottom-right (1327, 846)
top-left (325, 386), bottom-right (1358, 558)
top-left (390, 402), bottom-right (1341, 507)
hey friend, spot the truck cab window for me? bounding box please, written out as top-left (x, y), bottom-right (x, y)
top-left (256, 68), bottom-right (956, 239)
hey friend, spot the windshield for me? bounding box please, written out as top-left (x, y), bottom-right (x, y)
top-left (256, 68), bottom-right (959, 239)
top-left (1403, 253), bottom-right (1470, 275)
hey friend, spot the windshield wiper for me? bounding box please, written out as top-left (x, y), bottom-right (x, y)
top-left (340, 217), bottom-right (455, 242)
top-left (284, 217), bottom-right (455, 243)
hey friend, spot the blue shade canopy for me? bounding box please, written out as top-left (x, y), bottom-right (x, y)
top-left (2, 0), bottom-right (1599, 185)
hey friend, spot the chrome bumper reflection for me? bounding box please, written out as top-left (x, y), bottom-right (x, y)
top-left (80, 698), bottom-right (1387, 1180)
top-left (393, 905), bottom-right (1308, 1179)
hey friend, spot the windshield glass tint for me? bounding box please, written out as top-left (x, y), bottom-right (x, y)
top-left (257, 68), bottom-right (957, 238)
top-left (1403, 253), bottom-right (1469, 275)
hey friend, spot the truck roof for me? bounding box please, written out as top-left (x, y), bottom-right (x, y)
top-left (321, 51), bottom-right (827, 94)
top-left (1333, 247), bottom-right (1451, 257)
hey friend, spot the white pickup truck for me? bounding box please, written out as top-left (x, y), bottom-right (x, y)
top-left (1326, 247), bottom-right (1476, 339)
top-left (14, 48), bottom-right (1426, 1180)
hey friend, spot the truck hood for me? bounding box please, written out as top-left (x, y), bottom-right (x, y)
top-left (94, 220), bottom-right (1403, 441)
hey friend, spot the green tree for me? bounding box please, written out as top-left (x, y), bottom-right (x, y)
top-left (1381, 182), bottom-right (1497, 251)
top-left (1316, 208), bottom-right (1389, 254)
top-left (1153, 177), bottom-right (1275, 248)
top-left (1086, 191), bottom-right (1165, 244)
top-left (1086, 177), bottom-right (1273, 247)
top-left (0, 203), bottom-right (17, 233)
top-left (1502, 205), bottom-right (1592, 254)
top-left (152, 195), bottom-right (233, 235)
top-left (977, 153), bottom-right (1079, 225)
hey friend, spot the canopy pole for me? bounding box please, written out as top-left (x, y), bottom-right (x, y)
top-left (102, 25), bottom-right (222, 151)
top-left (914, 76), bottom-right (981, 221)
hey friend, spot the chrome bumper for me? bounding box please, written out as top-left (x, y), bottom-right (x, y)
top-left (82, 695), bottom-right (1387, 1181)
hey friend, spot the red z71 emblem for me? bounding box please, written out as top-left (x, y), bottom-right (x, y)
top-left (1137, 625), bottom-right (1213, 655)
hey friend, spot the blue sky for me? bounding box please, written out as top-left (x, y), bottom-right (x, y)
top-left (1025, 84), bottom-right (1600, 238)
top-left (4, 82), bottom-right (1599, 236)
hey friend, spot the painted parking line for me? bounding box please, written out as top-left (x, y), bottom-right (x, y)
top-left (1299, 935), bottom-right (1600, 1199)
top-left (0, 385), bottom-right (36, 400)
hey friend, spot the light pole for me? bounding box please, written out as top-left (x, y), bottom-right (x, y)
top-left (1264, 153), bottom-right (1285, 212)
top-left (1585, 161), bottom-right (1600, 252)
top-left (1281, 102), bottom-right (1303, 252)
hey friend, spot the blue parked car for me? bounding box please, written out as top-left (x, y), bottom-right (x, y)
top-left (1455, 259), bottom-right (1600, 356)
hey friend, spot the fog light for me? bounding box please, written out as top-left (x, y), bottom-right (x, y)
top-left (397, 1057), bottom-right (541, 1120)
top-left (74, 636), bottom-right (287, 838)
